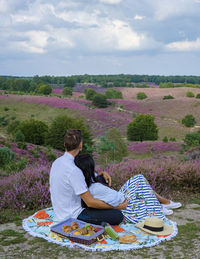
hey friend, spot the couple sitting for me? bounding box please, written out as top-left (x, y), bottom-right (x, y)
top-left (50, 129), bottom-right (181, 226)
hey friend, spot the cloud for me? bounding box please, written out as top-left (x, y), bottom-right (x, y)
top-left (166, 38), bottom-right (200, 51)
top-left (99, 0), bottom-right (122, 4)
top-left (134, 15), bottom-right (145, 20)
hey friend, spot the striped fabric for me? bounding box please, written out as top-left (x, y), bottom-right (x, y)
top-left (120, 174), bottom-right (165, 224)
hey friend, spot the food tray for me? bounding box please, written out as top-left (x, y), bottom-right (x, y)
top-left (50, 218), bottom-right (105, 245)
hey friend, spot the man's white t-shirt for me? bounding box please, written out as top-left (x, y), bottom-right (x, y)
top-left (89, 182), bottom-right (125, 207)
top-left (50, 152), bottom-right (88, 221)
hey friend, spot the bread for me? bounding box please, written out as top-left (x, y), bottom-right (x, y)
top-left (71, 221), bottom-right (79, 230)
top-left (62, 225), bottom-right (71, 233)
top-left (118, 234), bottom-right (137, 243)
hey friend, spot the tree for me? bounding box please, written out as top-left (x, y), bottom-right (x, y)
top-left (127, 114), bottom-right (158, 141)
top-left (92, 94), bottom-right (110, 108)
top-left (64, 77), bottom-right (75, 88)
top-left (15, 119), bottom-right (48, 145)
top-left (84, 88), bottom-right (97, 100)
top-left (182, 114), bottom-right (196, 127)
top-left (62, 87), bottom-right (73, 96)
top-left (37, 84), bottom-right (52, 95)
top-left (45, 114), bottom-right (93, 153)
top-left (97, 127), bottom-right (128, 164)
top-left (105, 88), bottom-right (123, 99)
top-left (136, 92), bottom-right (147, 100)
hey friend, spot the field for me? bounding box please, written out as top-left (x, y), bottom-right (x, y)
top-left (0, 87), bottom-right (200, 258)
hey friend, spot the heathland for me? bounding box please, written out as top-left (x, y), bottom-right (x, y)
top-left (0, 84), bottom-right (200, 258)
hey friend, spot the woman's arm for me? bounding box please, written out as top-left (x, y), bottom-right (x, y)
top-left (80, 191), bottom-right (127, 210)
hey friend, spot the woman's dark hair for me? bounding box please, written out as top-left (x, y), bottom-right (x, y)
top-left (74, 154), bottom-right (96, 188)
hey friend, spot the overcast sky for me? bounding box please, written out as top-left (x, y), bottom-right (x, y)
top-left (0, 0), bottom-right (200, 76)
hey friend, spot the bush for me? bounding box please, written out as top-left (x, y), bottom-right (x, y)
top-left (45, 114), bottom-right (93, 153)
top-left (127, 114), bottom-right (158, 141)
top-left (4, 106), bottom-right (9, 111)
top-left (105, 89), bottom-right (123, 99)
top-left (0, 115), bottom-right (9, 126)
top-left (92, 94), bottom-right (110, 108)
top-left (162, 136), bottom-right (168, 142)
top-left (46, 152), bottom-right (57, 162)
top-left (183, 132), bottom-right (200, 147)
top-left (37, 84), bottom-right (52, 95)
top-left (15, 119), bottom-right (48, 145)
top-left (136, 92), bottom-right (147, 100)
top-left (196, 93), bottom-right (200, 99)
top-left (182, 114), bottom-right (196, 127)
top-left (0, 147), bottom-right (15, 168)
top-left (169, 137), bottom-right (176, 142)
top-left (159, 82), bottom-right (174, 88)
top-left (163, 95), bottom-right (174, 100)
top-left (62, 87), bottom-right (73, 96)
top-left (84, 88), bottom-right (97, 101)
top-left (13, 130), bottom-right (25, 142)
top-left (97, 128), bottom-right (128, 164)
top-left (7, 120), bottom-right (20, 134)
top-left (3, 157), bottom-right (27, 176)
top-left (186, 91), bottom-right (195, 98)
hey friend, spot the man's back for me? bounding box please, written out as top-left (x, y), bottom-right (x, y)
top-left (50, 152), bottom-right (88, 221)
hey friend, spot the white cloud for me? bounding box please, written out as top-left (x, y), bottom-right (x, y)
top-left (99, 0), bottom-right (122, 4)
top-left (134, 15), bottom-right (145, 20)
top-left (166, 38), bottom-right (200, 51)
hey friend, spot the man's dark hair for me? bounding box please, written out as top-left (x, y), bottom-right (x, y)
top-left (64, 129), bottom-right (82, 151)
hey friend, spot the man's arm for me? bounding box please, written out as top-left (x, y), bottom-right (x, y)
top-left (80, 191), bottom-right (127, 210)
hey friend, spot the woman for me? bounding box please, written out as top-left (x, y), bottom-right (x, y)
top-left (75, 154), bottom-right (181, 224)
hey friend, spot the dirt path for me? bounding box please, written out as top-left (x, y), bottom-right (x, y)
top-left (0, 203), bottom-right (200, 259)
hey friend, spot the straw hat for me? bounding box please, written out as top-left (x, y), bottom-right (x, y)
top-left (135, 217), bottom-right (173, 235)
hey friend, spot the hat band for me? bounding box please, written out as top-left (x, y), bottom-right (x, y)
top-left (143, 225), bottom-right (164, 232)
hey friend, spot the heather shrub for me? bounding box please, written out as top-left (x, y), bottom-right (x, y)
top-left (15, 119), bottom-right (48, 145)
top-left (3, 157), bottom-right (27, 176)
top-left (186, 91), bottom-right (195, 98)
top-left (46, 152), bottom-right (57, 162)
top-left (4, 106), bottom-right (9, 111)
top-left (182, 114), bottom-right (196, 127)
top-left (196, 93), bottom-right (200, 99)
top-left (0, 147), bottom-right (15, 167)
top-left (7, 120), bottom-right (20, 134)
top-left (127, 114), bottom-right (158, 141)
top-left (0, 165), bottom-right (51, 210)
top-left (169, 137), bottom-right (176, 142)
top-left (163, 95), bottom-right (174, 100)
top-left (99, 158), bottom-right (200, 194)
top-left (46, 114), bottom-right (93, 153)
top-left (17, 141), bottom-right (27, 150)
top-left (0, 115), bottom-right (9, 126)
top-left (136, 92), bottom-right (147, 100)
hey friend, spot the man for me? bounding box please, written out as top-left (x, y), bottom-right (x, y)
top-left (50, 129), bottom-right (127, 225)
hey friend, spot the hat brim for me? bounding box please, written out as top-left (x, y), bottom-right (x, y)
top-left (135, 221), bottom-right (173, 236)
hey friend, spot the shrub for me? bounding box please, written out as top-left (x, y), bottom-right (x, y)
top-left (45, 114), bottom-right (93, 152)
top-left (186, 91), bottom-right (195, 98)
top-left (15, 119), bottom-right (48, 145)
top-left (105, 89), bottom-right (123, 99)
top-left (4, 106), bottom-right (9, 111)
top-left (183, 132), bottom-right (200, 147)
top-left (169, 137), bottom-right (176, 142)
top-left (37, 84), bottom-right (52, 95)
top-left (97, 128), bottom-right (128, 164)
top-left (62, 87), bottom-right (73, 96)
top-left (182, 114), bottom-right (196, 127)
top-left (196, 93), bottom-right (200, 99)
top-left (162, 136), bottom-right (168, 142)
top-left (159, 82), bottom-right (174, 88)
top-left (84, 88), bottom-right (97, 100)
top-left (136, 92), bottom-right (147, 100)
top-left (13, 130), bottom-right (25, 142)
top-left (46, 152), bottom-right (57, 162)
top-left (127, 114), bottom-right (158, 141)
top-left (7, 120), bottom-right (20, 134)
top-left (0, 115), bottom-right (9, 126)
top-left (163, 95), bottom-right (174, 100)
top-left (92, 94), bottom-right (110, 108)
top-left (0, 147), bottom-right (15, 167)
top-left (3, 157), bottom-right (27, 176)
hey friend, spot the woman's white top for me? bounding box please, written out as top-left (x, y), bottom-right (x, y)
top-left (89, 182), bottom-right (125, 207)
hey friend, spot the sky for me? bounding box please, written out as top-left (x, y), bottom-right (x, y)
top-left (0, 0), bottom-right (200, 76)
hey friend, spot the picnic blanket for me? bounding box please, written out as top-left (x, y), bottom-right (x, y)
top-left (22, 207), bottom-right (178, 251)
